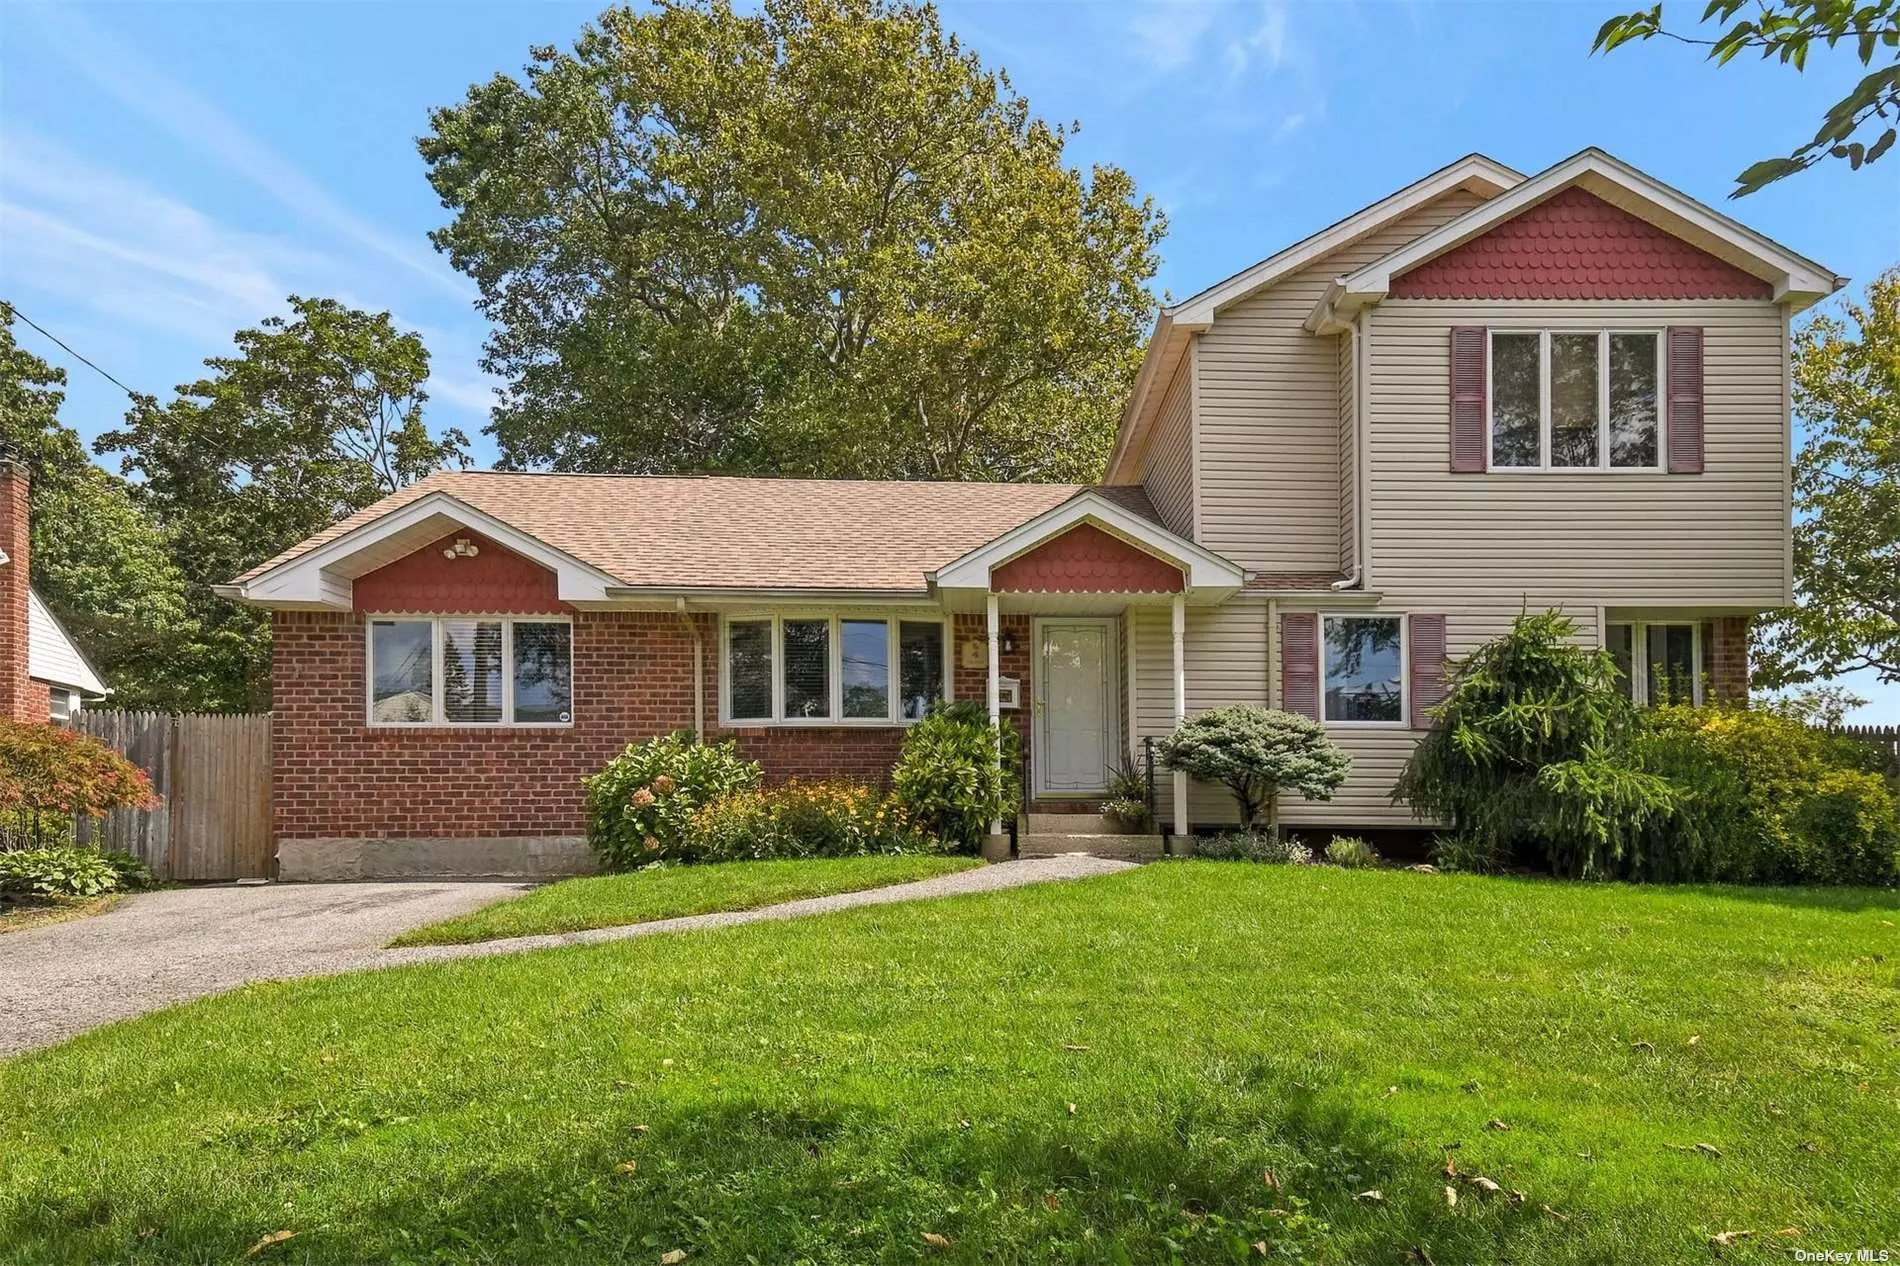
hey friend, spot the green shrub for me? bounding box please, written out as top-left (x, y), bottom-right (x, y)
top-left (584, 733), bottom-right (761, 868)
top-left (685, 779), bottom-right (936, 861)
top-left (1158, 706), bottom-right (1350, 828)
top-left (1194, 830), bottom-right (1312, 864)
top-left (1643, 705), bottom-right (1900, 885)
top-left (891, 701), bottom-right (1019, 852)
top-left (1101, 762), bottom-right (1152, 830)
top-left (101, 850), bottom-right (158, 892)
top-left (1325, 836), bottom-right (1380, 869)
top-left (1394, 610), bottom-right (1678, 880)
top-left (0, 847), bottom-right (121, 898)
top-left (0, 720), bottom-right (158, 851)
top-left (1430, 833), bottom-right (1506, 875)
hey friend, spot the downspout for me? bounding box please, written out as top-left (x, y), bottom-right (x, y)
top-left (1354, 308), bottom-right (1373, 589)
top-left (675, 597), bottom-right (704, 740)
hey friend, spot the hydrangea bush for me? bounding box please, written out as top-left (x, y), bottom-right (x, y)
top-left (584, 733), bottom-right (761, 868)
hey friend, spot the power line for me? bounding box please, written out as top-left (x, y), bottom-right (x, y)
top-left (2, 301), bottom-right (148, 401)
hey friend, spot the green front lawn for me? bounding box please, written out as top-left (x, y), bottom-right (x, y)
top-left (389, 855), bottom-right (983, 947)
top-left (4, 864), bottom-right (1896, 1263)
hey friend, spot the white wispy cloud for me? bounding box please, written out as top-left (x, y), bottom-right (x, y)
top-left (1126, 1), bottom-right (1220, 73)
top-left (12, 3), bottom-right (471, 304)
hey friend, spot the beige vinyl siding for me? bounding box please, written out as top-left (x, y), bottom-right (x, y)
top-left (1368, 299), bottom-right (1790, 606)
top-left (1141, 358), bottom-right (1195, 538)
top-left (1128, 602), bottom-right (1270, 827)
top-left (1337, 331), bottom-right (1357, 571)
top-left (1194, 190), bottom-right (1484, 573)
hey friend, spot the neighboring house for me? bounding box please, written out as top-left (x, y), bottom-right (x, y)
top-left (0, 460), bottom-right (109, 723)
top-left (223, 148), bottom-right (1843, 880)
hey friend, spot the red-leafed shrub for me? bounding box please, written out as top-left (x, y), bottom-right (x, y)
top-left (0, 720), bottom-right (160, 850)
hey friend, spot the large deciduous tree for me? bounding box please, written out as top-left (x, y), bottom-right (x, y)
top-left (100, 296), bottom-right (468, 710)
top-left (0, 303), bottom-right (194, 710)
top-left (1594, 1), bottom-right (1900, 195)
top-left (420, 0), bottom-right (1163, 481)
top-left (1754, 267), bottom-right (1900, 688)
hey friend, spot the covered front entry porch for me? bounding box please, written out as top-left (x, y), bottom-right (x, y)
top-left (929, 490), bottom-right (1246, 851)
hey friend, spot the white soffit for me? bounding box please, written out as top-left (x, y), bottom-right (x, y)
top-left (221, 491), bottom-right (619, 609)
top-left (1328, 147), bottom-right (1845, 315)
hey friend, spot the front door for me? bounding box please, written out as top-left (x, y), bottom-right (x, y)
top-left (1035, 619), bottom-right (1115, 796)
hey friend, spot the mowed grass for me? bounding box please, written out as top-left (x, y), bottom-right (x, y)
top-left (388, 855), bottom-right (983, 947)
top-left (3, 865), bottom-right (1896, 1264)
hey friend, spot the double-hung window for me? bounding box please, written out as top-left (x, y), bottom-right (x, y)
top-left (1605, 621), bottom-right (1705, 705)
top-left (368, 616), bottom-right (573, 725)
top-left (723, 615), bottom-right (948, 724)
top-left (1489, 330), bottom-right (1663, 471)
top-left (1322, 615), bottom-right (1404, 724)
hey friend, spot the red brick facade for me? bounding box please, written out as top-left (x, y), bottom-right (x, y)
top-left (1708, 615), bottom-right (1750, 704)
top-left (992, 524), bottom-right (1182, 593)
top-left (1391, 188), bottom-right (1773, 301)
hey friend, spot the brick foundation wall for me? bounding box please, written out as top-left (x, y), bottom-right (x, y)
top-left (1709, 615), bottom-right (1749, 704)
top-left (951, 613), bottom-right (1035, 794)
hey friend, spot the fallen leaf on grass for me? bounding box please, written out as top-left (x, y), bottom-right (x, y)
top-left (1709, 1230), bottom-right (1752, 1248)
top-left (246, 1231), bottom-right (297, 1257)
top-left (1061, 1044), bottom-right (1091, 1052)
top-left (1354, 1189), bottom-right (1384, 1203)
top-left (1631, 1041), bottom-right (1655, 1053)
top-left (1687, 1034), bottom-right (1700, 1046)
top-left (922, 1232), bottom-right (953, 1249)
top-left (1508, 1189), bottom-right (1528, 1207)
top-left (614, 1161), bottom-right (638, 1175)
top-left (1383, 1085), bottom-right (1399, 1099)
top-left (1442, 1154), bottom-right (1458, 1179)
top-left (1542, 1205), bottom-right (1570, 1223)
top-left (1408, 1248), bottom-right (1436, 1266)
top-left (1261, 1168), bottom-right (1281, 1191)
top-left (1443, 1185), bottom-right (1458, 1208)
top-left (632, 1123), bottom-right (649, 1134)
top-left (1251, 1242), bottom-right (1269, 1257)
top-left (1773, 1227), bottom-right (1803, 1238)
top-left (1066, 1103), bottom-right (1077, 1118)
top-left (1695, 1142), bottom-right (1723, 1159)
top-left (660, 1250), bottom-right (687, 1264)
top-left (1797, 1140), bottom-right (1818, 1153)
top-left (1484, 1118), bottom-right (1511, 1132)
top-left (1042, 1193), bottom-right (1060, 1211)
top-left (1465, 1175), bottom-right (1502, 1195)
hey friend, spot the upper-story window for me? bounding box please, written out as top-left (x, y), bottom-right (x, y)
top-left (724, 614), bottom-right (947, 725)
top-left (368, 615), bottom-right (573, 726)
top-left (1489, 330), bottom-right (1663, 472)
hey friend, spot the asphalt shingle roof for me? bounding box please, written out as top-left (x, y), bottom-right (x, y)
top-left (238, 472), bottom-right (1162, 593)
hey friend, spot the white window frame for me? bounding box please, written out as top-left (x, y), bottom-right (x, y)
top-left (1486, 329), bottom-right (1666, 473)
top-left (365, 614), bottom-right (574, 728)
top-left (1606, 620), bottom-right (1705, 706)
top-left (719, 613), bottom-right (952, 727)
top-left (1320, 614), bottom-right (1408, 728)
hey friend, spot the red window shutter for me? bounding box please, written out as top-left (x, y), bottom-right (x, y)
top-left (1408, 613), bottom-right (1448, 729)
top-left (1449, 326), bottom-right (1487, 473)
top-left (1666, 326), bottom-right (1705, 474)
top-left (1281, 612), bottom-right (1320, 720)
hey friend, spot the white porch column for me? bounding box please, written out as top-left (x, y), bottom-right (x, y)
top-left (1171, 592), bottom-right (1188, 838)
top-left (987, 592), bottom-right (1003, 836)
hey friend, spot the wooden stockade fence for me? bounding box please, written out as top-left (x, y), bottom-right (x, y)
top-left (1832, 724), bottom-right (1900, 777)
top-left (74, 712), bottom-right (272, 881)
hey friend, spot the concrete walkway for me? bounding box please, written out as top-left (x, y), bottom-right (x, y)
top-left (1, 856), bottom-right (1132, 1057)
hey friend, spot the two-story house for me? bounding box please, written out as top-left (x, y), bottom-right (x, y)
top-left (222, 149), bottom-right (1843, 879)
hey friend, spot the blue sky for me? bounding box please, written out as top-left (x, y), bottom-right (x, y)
top-left (3, 1), bottom-right (1896, 716)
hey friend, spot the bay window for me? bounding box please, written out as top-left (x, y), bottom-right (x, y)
top-left (1322, 615), bottom-right (1404, 723)
top-left (723, 615), bottom-right (948, 724)
top-left (1606, 621), bottom-right (1706, 705)
top-left (1489, 330), bottom-right (1663, 471)
top-left (369, 616), bottom-right (572, 726)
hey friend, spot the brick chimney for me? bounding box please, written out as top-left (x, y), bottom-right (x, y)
top-left (0, 459), bottom-right (33, 720)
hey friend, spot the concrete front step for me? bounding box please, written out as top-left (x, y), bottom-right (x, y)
top-left (1018, 833), bottom-right (1164, 861)
top-left (1022, 812), bottom-right (1142, 836)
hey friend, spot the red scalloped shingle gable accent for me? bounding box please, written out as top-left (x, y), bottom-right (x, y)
top-left (1390, 187), bottom-right (1772, 300)
top-left (991, 523), bottom-right (1184, 593)
top-left (352, 531), bottom-right (567, 614)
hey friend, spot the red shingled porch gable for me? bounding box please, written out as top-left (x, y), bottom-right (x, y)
top-left (1389, 187), bottom-right (1772, 301)
top-left (991, 522), bottom-right (1184, 593)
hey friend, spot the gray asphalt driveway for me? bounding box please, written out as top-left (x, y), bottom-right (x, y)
top-left (1, 856), bottom-right (1134, 1059)
top-left (0, 881), bottom-right (526, 1057)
